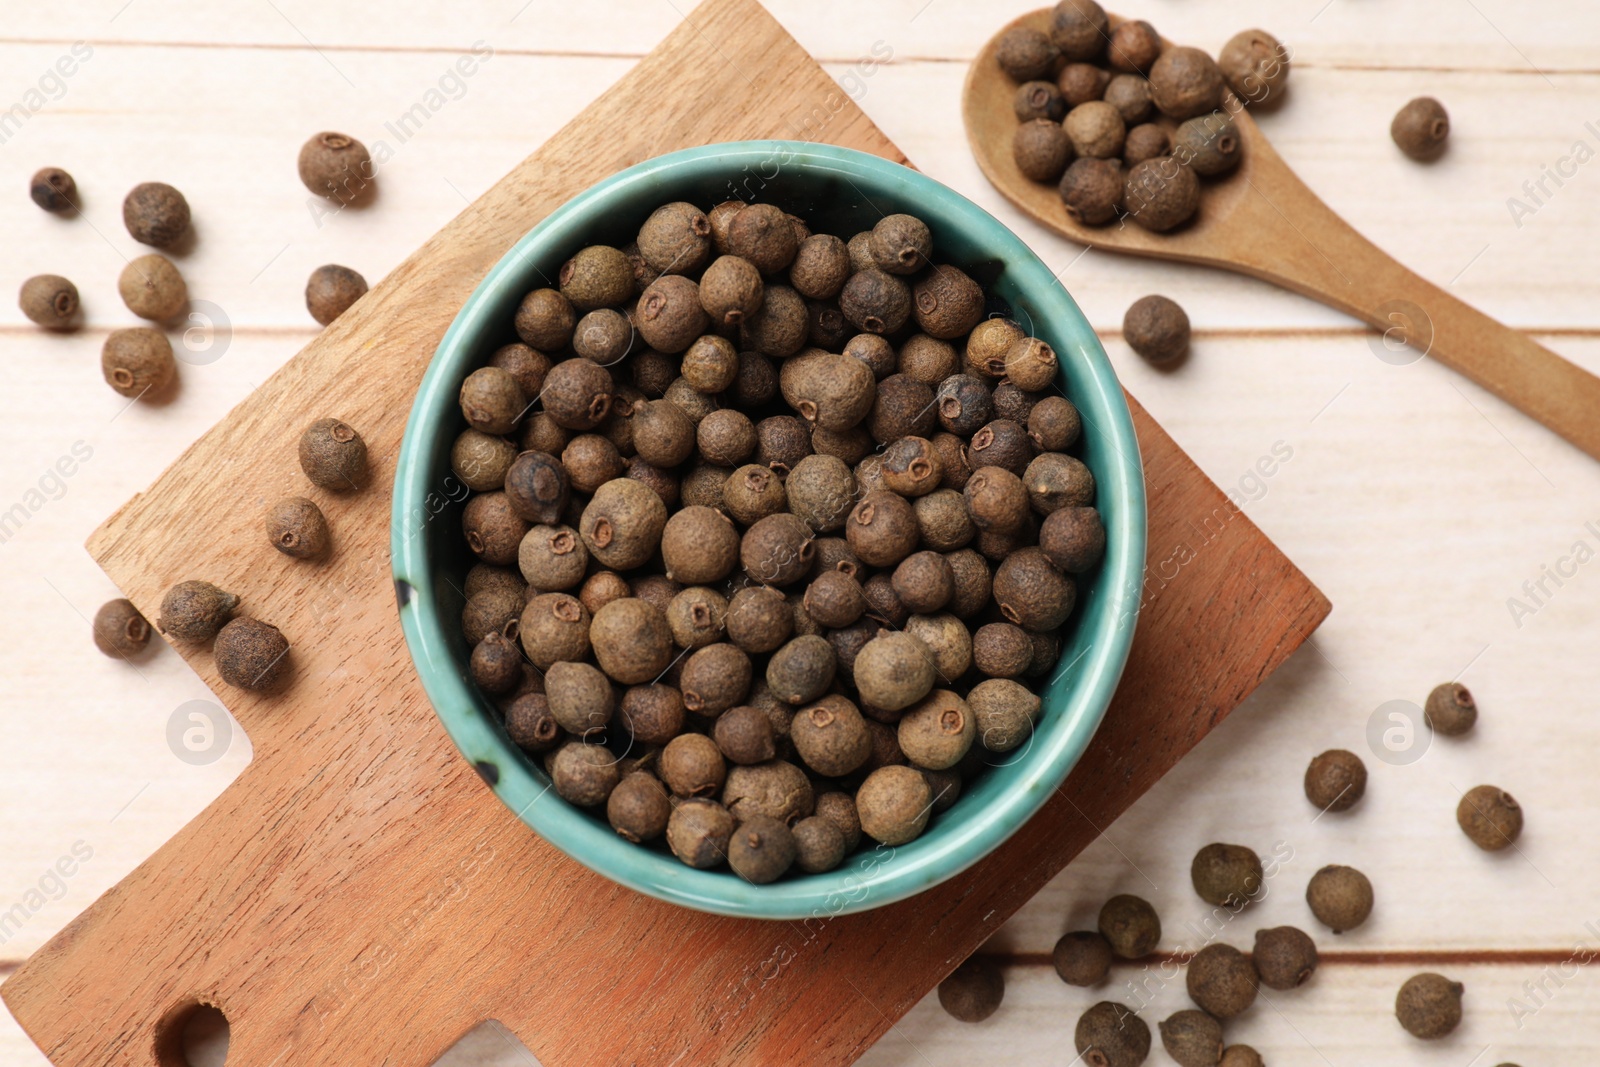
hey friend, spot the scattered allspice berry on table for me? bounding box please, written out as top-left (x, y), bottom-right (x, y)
top-left (1457, 784), bottom-right (1523, 851)
top-left (1306, 863), bottom-right (1374, 933)
top-left (298, 131), bottom-right (373, 202)
top-left (1392, 96), bottom-right (1451, 161)
top-left (18, 274), bottom-right (80, 330)
top-left (117, 253), bottom-right (187, 322)
top-left (29, 166), bottom-right (76, 212)
top-left (305, 264), bottom-right (368, 325)
top-left (92, 598), bottom-right (151, 660)
top-left (1395, 972), bottom-right (1464, 1038)
top-left (1075, 1000), bottom-right (1150, 1067)
top-left (1159, 1009), bottom-right (1224, 1067)
top-left (122, 181), bottom-right (191, 248)
top-left (937, 955), bottom-right (1004, 1023)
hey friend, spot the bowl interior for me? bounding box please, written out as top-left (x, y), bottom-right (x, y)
top-left (392, 141), bottom-right (1146, 920)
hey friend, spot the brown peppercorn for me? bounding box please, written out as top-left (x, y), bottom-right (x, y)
top-left (853, 631), bottom-right (937, 713)
top-left (1103, 74), bottom-right (1155, 125)
top-left (1254, 926), bottom-right (1319, 991)
top-left (723, 759), bottom-right (815, 825)
top-left (589, 597), bottom-right (671, 685)
top-left (266, 496), bottom-right (331, 560)
top-left (580, 478), bottom-right (667, 571)
top-left (1457, 785), bottom-right (1523, 851)
top-left (753, 416), bottom-right (810, 475)
top-left (158, 580), bottom-right (239, 642)
top-left (868, 214), bottom-right (932, 277)
top-left (304, 264), bottom-right (367, 326)
top-left (837, 270), bottom-right (910, 337)
top-left (1028, 396), bottom-right (1082, 453)
top-left (727, 203), bottom-right (799, 274)
top-left (19, 274), bottom-right (80, 330)
top-left (1123, 294), bottom-right (1190, 363)
top-left (998, 25), bottom-right (1061, 81)
top-left (514, 288), bottom-right (577, 351)
top-left (504, 692), bottom-right (561, 752)
top-left (803, 570), bottom-right (867, 629)
top-left (1125, 157), bottom-right (1201, 232)
top-left (1124, 122), bottom-right (1171, 166)
top-left (459, 367), bottom-right (525, 436)
top-left (1306, 864), bottom-right (1374, 933)
top-left (297, 132), bottom-right (370, 202)
top-left (1099, 894), bottom-right (1161, 958)
top-left (1058, 157), bottom-right (1125, 225)
top-left (29, 167), bottom-right (76, 212)
top-left (1049, 0), bottom-right (1109, 61)
top-left (856, 764), bottom-right (933, 845)
top-left (517, 523), bottom-right (586, 591)
top-left (1150, 46), bottom-right (1226, 120)
top-left (617, 683), bottom-right (686, 747)
top-left (667, 797), bottom-right (735, 868)
top-left (1425, 681), bottom-right (1477, 736)
top-left (891, 552), bottom-right (954, 615)
top-left (627, 399), bottom-right (693, 469)
top-left (898, 689), bottom-right (975, 770)
top-left (118, 254), bottom-right (187, 322)
top-left (1159, 1010), bottom-right (1223, 1067)
top-left (910, 265), bottom-right (984, 341)
top-left (550, 742), bottom-right (621, 807)
top-left (1058, 61), bottom-right (1110, 106)
top-left (792, 694), bottom-right (872, 777)
top-left (739, 284), bottom-right (808, 358)
top-left (1396, 972), bottom-right (1464, 1039)
top-left (1220, 29), bottom-right (1290, 105)
top-left (1304, 749), bottom-right (1367, 812)
top-left (945, 549), bottom-right (993, 619)
top-left (698, 255), bottom-right (764, 331)
top-left (101, 327), bottom-right (175, 399)
top-left (1076, 1001), bottom-right (1150, 1067)
top-left (1175, 110), bottom-right (1242, 176)
top-left (471, 630), bottom-right (525, 695)
top-left (503, 450), bottom-right (569, 526)
top-left (1025, 452), bottom-right (1095, 514)
top-left (1014, 119), bottom-right (1074, 184)
top-left (680, 642), bottom-right (752, 716)
top-left (637, 201), bottom-right (712, 276)
top-left (1219, 1047), bottom-right (1264, 1067)
top-left (122, 181), bottom-right (191, 247)
top-left (1191, 842), bottom-right (1264, 907)
top-left (1015, 79), bottom-right (1067, 123)
top-left (938, 956), bottom-right (1005, 1023)
top-left (1004, 336), bottom-right (1060, 392)
top-left (867, 374), bottom-right (937, 443)
top-left (742, 513), bottom-right (815, 587)
top-left (660, 733), bottom-right (727, 798)
top-left (766, 634), bottom-right (837, 706)
top-left (964, 467), bottom-right (1030, 535)
top-left (1108, 19), bottom-right (1162, 73)
top-left (727, 814), bottom-right (797, 884)
top-left (657, 506), bottom-right (737, 586)
top-left (607, 772), bottom-right (672, 843)
top-left (1053, 931), bottom-right (1113, 987)
top-left (630, 275), bottom-right (705, 355)
top-left (93, 598), bottom-right (152, 660)
top-left (214, 617), bottom-right (292, 692)
top-left (787, 234), bottom-right (851, 300)
top-left (518, 592), bottom-right (590, 669)
top-left (1392, 97), bottom-right (1450, 161)
top-left (1039, 506), bottom-right (1105, 575)
top-left (1065, 100), bottom-right (1127, 160)
top-left (713, 704), bottom-right (777, 766)
top-left (560, 245), bottom-right (635, 312)
top-left (972, 622), bottom-right (1032, 678)
top-left (1187, 943), bottom-right (1258, 1019)
top-left (846, 491), bottom-right (920, 569)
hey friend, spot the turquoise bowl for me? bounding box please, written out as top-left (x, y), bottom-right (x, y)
top-left (392, 142), bottom-right (1145, 921)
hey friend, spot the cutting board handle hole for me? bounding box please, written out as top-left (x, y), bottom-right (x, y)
top-left (154, 998), bottom-right (230, 1066)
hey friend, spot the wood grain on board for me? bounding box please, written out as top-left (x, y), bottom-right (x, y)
top-left (1, 0), bottom-right (1326, 1063)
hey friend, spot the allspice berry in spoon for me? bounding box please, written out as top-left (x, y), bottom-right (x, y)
top-left (1124, 122), bottom-right (1171, 166)
top-left (1098, 894), bottom-right (1160, 958)
top-left (29, 166), bottom-right (76, 212)
top-left (1186, 943), bottom-right (1258, 1019)
top-left (997, 25), bottom-right (1060, 81)
top-left (1104, 74), bottom-right (1154, 125)
top-left (1191, 842), bottom-right (1264, 907)
top-left (158, 580), bottom-right (238, 642)
top-left (214, 617), bottom-right (291, 691)
top-left (1125, 158), bottom-right (1201, 232)
top-left (1065, 100), bottom-right (1126, 160)
top-left (1014, 119), bottom-right (1074, 183)
top-left (118, 254), bottom-right (187, 321)
top-left (938, 956), bottom-right (1005, 1022)
top-left (1150, 46), bottom-right (1226, 120)
top-left (122, 181), bottom-right (190, 247)
top-left (1058, 62), bottom-right (1110, 107)
top-left (1392, 97), bottom-right (1450, 161)
top-left (1254, 925), bottom-right (1319, 990)
top-left (1053, 931), bottom-right (1113, 987)
top-left (1457, 784), bottom-right (1523, 851)
top-left (1049, 0), bottom-right (1109, 62)
top-left (298, 132), bottom-right (371, 201)
top-left (305, 264), bottom-right (368, 325)
top-left (1108, 19), bottom-right (1162, 74)
top-left (1306, 864), bottom-right (1373, 933)
top-left (266, 496), bottom-right (331, 559)
top-left (1075, 1001), bottom-right (1150, 1067)
top-left (1058, 157), bottom-right (1124, 226)
top-left (1220, 1048), bottom-right (1264, 1067)
top-left (1425, 681), bottom-right (1477, 736)
top-left (1304, 749), bottom-right (1367, 812)
top-left (19, 274), bottom-right (79, 329)
top-left (1015, 79), bottom-right (1067, 123)
top-left (1395, 972), bottom-right (1464, 1039)
top-left (1159, 1010), bottom-right (1223, 1067)
top-left (298, 417), bottom-right (368, 491)
top-left (101, 328), bottom-right (174, 399)
top-left (1175, 111), bottom-right (1242, 176)
top-left (93, 599), bottom-right (151, 659)
top-left (1124, 295), bottom-right (1190, 364)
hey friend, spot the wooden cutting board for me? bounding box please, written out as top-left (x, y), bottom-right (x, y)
top-left (2, 1), bottom-right (1329, 1063)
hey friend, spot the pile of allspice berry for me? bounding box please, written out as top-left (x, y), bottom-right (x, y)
top-left (996, 2), bottom-right (1290, 231)
top-left (451, 198), bottom-right (1105, 884)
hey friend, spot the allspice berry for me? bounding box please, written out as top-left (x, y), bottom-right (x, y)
top-left (1186, 943), bottom-right (1258, 1019)
top-left (1053, 931), bottom-right (1113, 987)
top-left (635, 275), bottom-right (709, 354)
top-left (1392, 97), bottom-right (1450, 161)
top-left (741, 513), bottom-right (815, 587)
top-left (898, 690), bottom-right (975, 770)
top-left (667, 798), bottom-right (735, 868)
top-left (789, 234), bottom-right (852, 300)
top-left (460, 366), bottom-right (526, 436)
top-left (93, 599), bottom-right (151, 660)
top-left (786, 455), bottom-right (857, 533)
top-left (471, 630), bottom-right (524, 695)
top-left (1015, 79), bottom-right (1067, 123)
top-left (938, 956), bottom-right (1005, 1023)
top-left (1304, 749), bottom-right (1367, 812)
top-left (504, 450), bottom-right (569, 525)
top-left (1014, 119), bottom-right (1074, 183)
top-left (723, 759), bottom-right (815, 825)
top-left (101, 328), bottom-right (175, 399)
top-left (514, 288), bottom-right (577, 351)
top-left (715, 704), bottom-right (778, 765)
top-left (968, 678), bottom-right (1040, 752)
top-left (1306, 864), bottom-right (1373, 933)
top-left (997, 25), bottom-right (1060, 81)
top-left (19, 274), bottom-right (79, 329)
top-left (118, 254), bottom-right (187, 321)
top-left (1220, 29), bottom-right (1290, 104)
top-left (1175, 111), bottom-right (1242, 176)
top-left (726, 585), bottom-right (793, 654)
top-left (298, 417), bottom-right (368, 491)
top-left (1125, 158), bottom-right (1201, 232)
top-left (1220, 1047), bottom-right (1264, 1067)
top-left (607, 772), bottom-right (672, 843)
top-left (518, 524), bottom-right (587, 591)
top-left (766, 635), bottom-right (837, 706)
top-left (1049, 0), bottom-right (1109, 61)
top-left (214, 617), bottom-right (292, 691)
top-left (840, 269), bottom-right (912, 335)
top-left (1191, 842), bottom-right (1264, 907)
top-left (973, 623), bottom-right (1032, 679)
top-left (1457, 784), bottom-right (1523, 851)
top-left (868, 373), bottom-right (937, 442)
top-left (1075, 1001), bottom-right (1150, 1067)
top-left (993, 548), bottom-right (1075, 631)
top-left (661, 733), bottom-right (727, 798)
top-left (29, 166), bottom-right (76, 212)
top-left (1098, 894), bottom-right (1161, 959)
top-left (1108, 19), bottom-right (1162, 74)
top-left (729, 815), bottom-right (797, 884)
top-left (158, 580), bottom-right (238, 642)
top-left (1396, 973), bottom-right (1464, 1039)
top-left (1159, 1010), bottom-right (1223, 1067)
top-left (741, 284), bottom-right (809, 358)
top-left (1150, 46), bottom-right (1225, 120)
top-left (551, 743), bottom-right (621, 807)
top-left (727, 203), bottom-right (799, 274)
top-left (590, 597), bottom-right (672, 685)
top-left (856, 764), bottom-right (932, 845)
top-left (1104, 74), bottom-right (1155, 125)
top-left (915, 489), bottom-right (976, 552)
top-left (869, 214), bottom-right (932, 276)
top-left (543, 358), bottom-right (615, 431)
top-left (305, 264), bottom-right (368, 325)
top-left (680, 642), bottom-right (752, 716)
top-left (581, 478), bottom-right (667, 571)
top-left (854, 631), bottom-right (936, 712)
top-left (1425, 681), bottom-right (1477, 736)
top-left (1058, 158), bottom-right (1124, 225)
top-left (1065, 100), bottom-right (1126, 160)
top-left (519, 592), bottom-right (591, 670)
top-left (1059, 62), bottom-right (1110, 107)
top-left (792, 694), bottom-right (872, 777)
top-left (803, 570), bottom-right (866, 629)
top-left (637, 201), bottom-right (712, 275)
top-left (792, 815), bottom-right (847, 874)
top-left (661, 506), bottom-right (740, 585)
top-left (298, 132), bottom-right (371, 201)
top-left (847, 491), bottom-right (920, 568)
top-left (1040, 506), bottom-right (1105, 574)
top-left (892, 551), bottom-right (955, 615)
top-left (1254, 925), bottom-right (1319, 990)
top-left (1026, 453), bottom-right (1095, 514)
top-left (266, 496), bottom-right (331, 560)
top-left (1123, 294), bottom-right (1190, 364)
top-left (912, 265), bottom-right (986, 341)
top-left (122, 181), bottom-right (191, 247)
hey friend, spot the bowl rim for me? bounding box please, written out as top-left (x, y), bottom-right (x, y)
top-left (391, 140), bottom-right (1146, 921)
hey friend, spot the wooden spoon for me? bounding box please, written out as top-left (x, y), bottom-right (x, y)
top-left (965, 9), bottom-right (1600, 461)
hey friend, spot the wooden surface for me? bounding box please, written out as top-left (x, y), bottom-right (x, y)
top-left (965, 9), bottom-right (1600, 462)
top-left (0, 0), bottom-right (1329, 1062)
top-left (1, 1), bottom-right (1597, 1064)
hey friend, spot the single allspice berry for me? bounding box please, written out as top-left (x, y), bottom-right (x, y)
top-left (118, 254), bottom-right (187, 321)
top-left (856, 764), bottom-right (932, 845)
top-left (1052, 930), bottom-right (1113, 987)
top-left (266, 496), bottom-right (331, 560)
top-left (1075, 1000), bottom-right (1151, 1067)
top-left (1457, 784), bottom-right (1523, 851)
top-left (1124, 158), bottom-right (1201, 232)
top-left (1149, 46), bottom-right (1225, 121)
top-left (122, 182), bottom-right (191, 247)
top-left (158, 580), bottom-right (239, 642)
top-left (92, 599), bottom-right (152, 660)
top-left (214, 617), bottom-right (292, 692)
top-left (1425, 681), bottom-right (1477, 736)
top-left (607, 772), bottom-right (672, 844)
top-left (1058, 62), bottom-right (1110, 107)
top-left (1306, 864), bottom-right (1374, 933)
top-left (1186, 943), bottom-right (1258, 1019)
top-left (869, 214), bottom-right (933, 276)
top-left (1014, 119), bottom-right (1074, 183)
top-left (470, 630), bottom-right (523, 695)
top-left (550, 743), bottom-right (621, 808)
top-left (791, 815), bottom-right (847, 874)
top-left (1191, 842), bottom-right (1264, 907)
top-left (1392, 97), bottom-right (1450, 161)
top-left (1254, 925), bottom-right (1319, 990)
top-left (1124, 294), bottom-right (1191, 364)
top-left (19, 274), bottom-right (79, 329)
top-left (996, 25), bottom-right (1060, 81)
top-left (305, 264), bottom-right (368, 325)
top-left (101, 328), bottom-right (175, 399)
top-left (937, 956), bottom-right (1005, 1023)
top-left (298, 417), bottom-right (369, 491)
top-left (1219, 1047), bottom-right (1265, 1067)
top-left (1174, 111), bottom-right (1242, 176)
top-left (1159, 1010), bottom-right (1224, 1067)
top-left (1058, 157), bottom-right (1124, 226)
top-left (29, 167), bottom-right (76, 212)
top-left (1395, 972), bottom-right (1464, 1039)
top-left (1220, 29), bottom-right (1291, 104)
top-left (298, 131), bottom-right (372, 202)
top-left (728, 815), bottom-right (798, 884)
top-left (1304, 749), bottom-right (1367, 812)
top-left (1098, 894), bottom-right (1161, 959)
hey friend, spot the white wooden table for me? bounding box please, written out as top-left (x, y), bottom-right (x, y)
top-left (3, 1), bottom-right (1598, 1063)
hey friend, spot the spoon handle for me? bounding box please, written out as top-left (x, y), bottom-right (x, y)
top-left (1230, 173), bottom-right (1600, 461)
